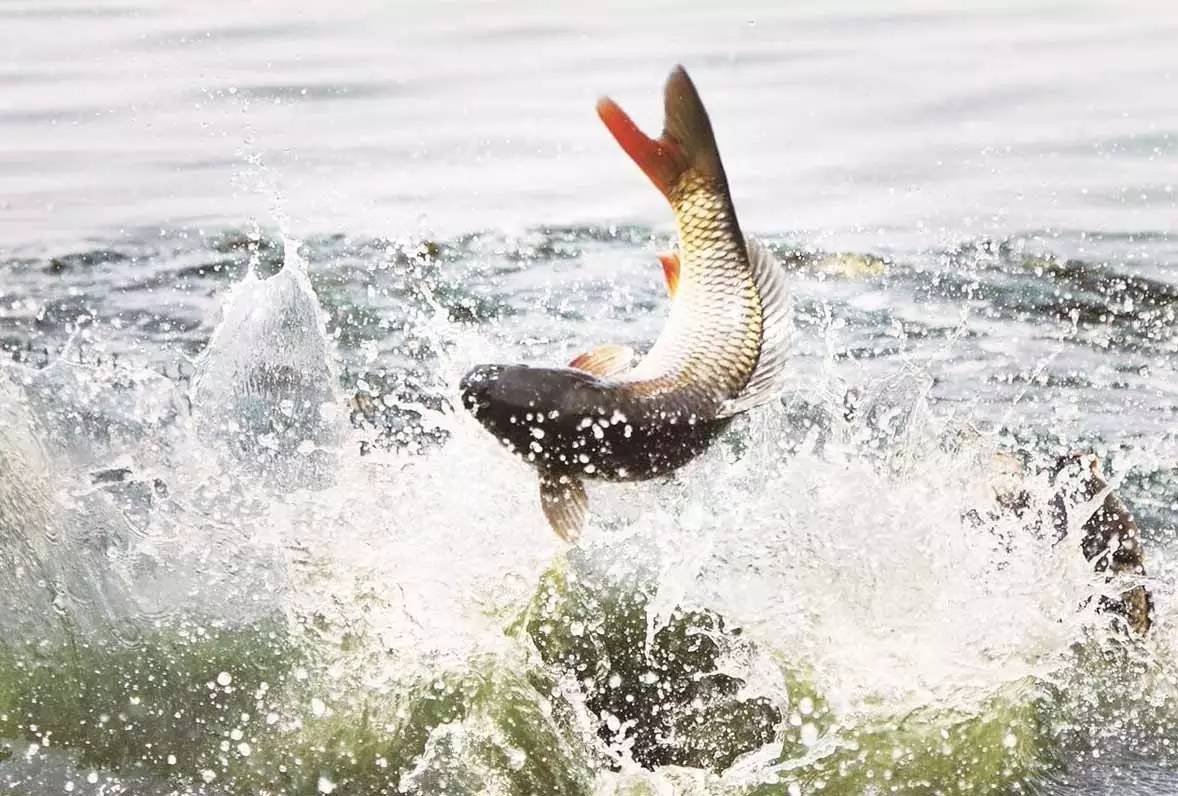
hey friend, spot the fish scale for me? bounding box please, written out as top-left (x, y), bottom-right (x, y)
top-left (623, 177), bottom-right (762, 406)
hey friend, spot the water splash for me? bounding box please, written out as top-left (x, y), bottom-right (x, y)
top-left (1, 227), bottom-right (1176, 792)
top-left (191, 236), bottom-right (342, 490)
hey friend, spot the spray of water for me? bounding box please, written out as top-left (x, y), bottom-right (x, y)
top-left (1, 234), bottom-right (1174, 794)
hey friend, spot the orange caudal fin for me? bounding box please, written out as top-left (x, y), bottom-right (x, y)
top-left (657, 250), bottom-right (680, 298)
top-left (597, 65), bottom-right (728, 199)
top-left (596, 97), bottom-right (687, 198)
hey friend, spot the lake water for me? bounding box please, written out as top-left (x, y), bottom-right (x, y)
top-left (1, 2), bottom-right (1178, 794)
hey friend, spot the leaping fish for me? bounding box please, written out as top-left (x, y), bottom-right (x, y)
top-left (460, 65), bottom-right (793, 541)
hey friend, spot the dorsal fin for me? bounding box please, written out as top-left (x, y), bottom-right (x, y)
top-left (718, 238), bottom-right (794, 417)
top-left (596, 65), bottom-right (727, 199)
top-left (657, 250), bottom-right (680, 298)
top-left (569, 344), bottom-right (635, 378)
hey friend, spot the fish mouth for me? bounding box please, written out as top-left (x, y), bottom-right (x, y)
top-left (459, 363), bottom-right (506, 416)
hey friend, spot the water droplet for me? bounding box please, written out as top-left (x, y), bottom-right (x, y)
top-left (507, 747), bottom-right (527, 770)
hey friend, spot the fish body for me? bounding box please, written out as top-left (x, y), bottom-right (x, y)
top-left (460, 363), bottom-right (733, 482)
top-left (461, 66), bottom-right (793, 541)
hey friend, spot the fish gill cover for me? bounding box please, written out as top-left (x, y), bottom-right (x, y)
top-left (0, 227), bottom-right (1176, 795)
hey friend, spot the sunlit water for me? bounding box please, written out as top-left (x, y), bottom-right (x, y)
top-left (2, 2), bottom-right (1178, 794)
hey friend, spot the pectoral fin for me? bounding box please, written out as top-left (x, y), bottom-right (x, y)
top-left (569, 344), bottom-right (635, 379)
top-left (539, 475), bottom-right (588, 542)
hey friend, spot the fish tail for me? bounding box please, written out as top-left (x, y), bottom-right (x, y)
top-left (596, 65), bottom-right (727, 199)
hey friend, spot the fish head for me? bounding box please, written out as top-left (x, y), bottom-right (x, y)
top-left (460, 363), bottom-right (603, 454)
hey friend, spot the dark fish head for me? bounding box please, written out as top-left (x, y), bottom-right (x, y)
top-left (460, 363), bottom-right (603, 455)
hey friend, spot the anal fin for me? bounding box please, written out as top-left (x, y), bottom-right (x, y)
top-left (569, 344), bottom-right (635, 379)
top-left (539, 475), bottom-right (588, 542)
top-left (657, 250), bottom-right (680, 298)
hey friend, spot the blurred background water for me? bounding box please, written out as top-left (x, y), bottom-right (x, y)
top-left (2, 1), bottom-right (1175, 251)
